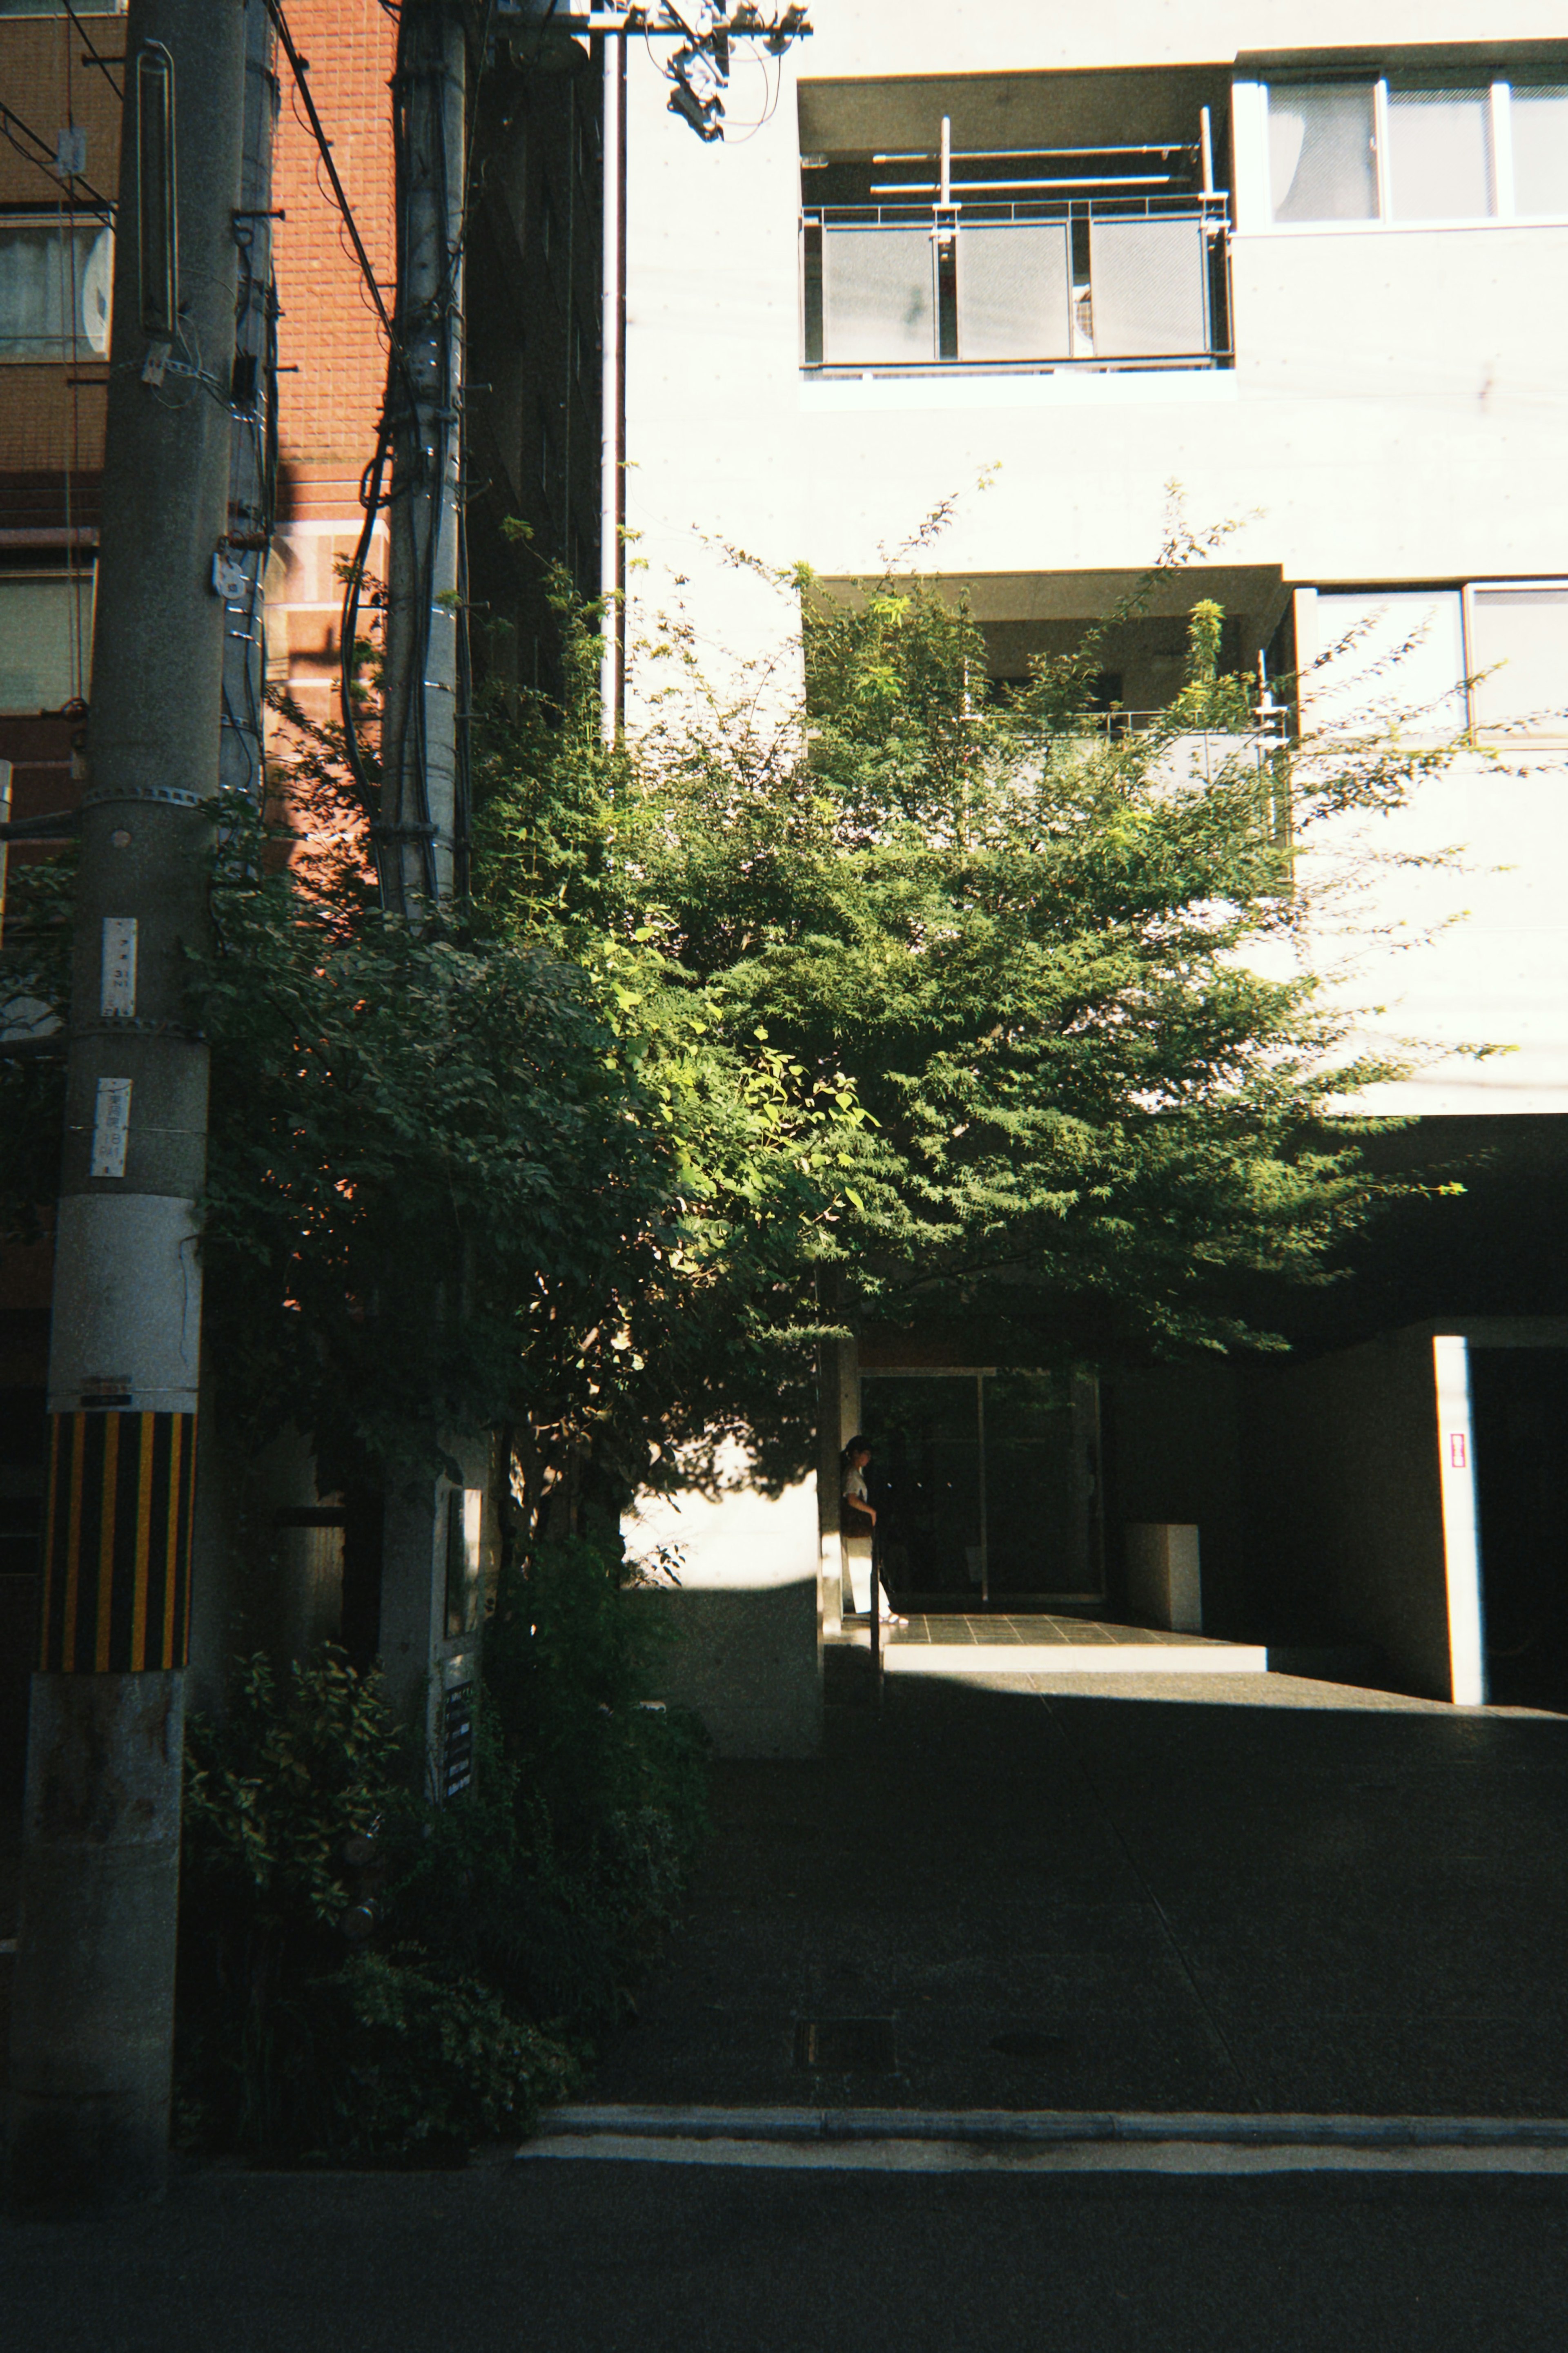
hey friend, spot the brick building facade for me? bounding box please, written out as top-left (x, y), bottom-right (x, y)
top-left (1, 2), bottom-right (605, 1783)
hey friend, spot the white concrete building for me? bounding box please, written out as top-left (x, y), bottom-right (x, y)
top-left (615, 4), bottom-right (1568, 1735)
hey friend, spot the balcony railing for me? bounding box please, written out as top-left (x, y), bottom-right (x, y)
top-left (801, 194), bottom-right (1231, 374)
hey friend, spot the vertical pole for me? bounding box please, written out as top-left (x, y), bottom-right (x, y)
top-left (374, 1), bottom-right (471, 1766)
top-left (1200, 105), bottom-right (1214, 198)
top-left (7, 0), bottom-right (247, 2207)
top-left (976, 1371), bottom-right (989, 1608)
top-left (378, 0), bottom-right (466, 918)
top-left (1434, 1336), bottom-right (1487, 1707)
top-left (218, 2), bottom-right (277, 806)
top-left (599, 24), bottom-right (625, 739)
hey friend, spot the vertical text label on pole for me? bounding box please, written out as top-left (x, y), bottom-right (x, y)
top-left (100, 915), bottom-right (138, 1017)
top-left (90, 1077), bottom-right (132, 1177)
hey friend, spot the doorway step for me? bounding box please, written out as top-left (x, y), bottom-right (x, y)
top-left (837, 1613), bottom-right (1269, 1675)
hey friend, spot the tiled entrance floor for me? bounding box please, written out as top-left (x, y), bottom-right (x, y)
top-left (842, 1615), bottom-right (1271, 1675)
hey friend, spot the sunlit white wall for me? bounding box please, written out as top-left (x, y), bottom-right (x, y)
top-left (621, 1), bottom-right (1568, 1109)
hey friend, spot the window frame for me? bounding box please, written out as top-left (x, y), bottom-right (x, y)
top-left (0, 213), bottom-right (114, 362)
top-left (1294, 576), bottom-right (1568, 743)
top-left (1236, 71), bottom-right (1568, 235)
top-left (1463, 578), bottom-right (1568, 744)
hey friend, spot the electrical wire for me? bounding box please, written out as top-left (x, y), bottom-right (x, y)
top-left (0, 100), bottom-right (115, 218)
top-left (59, 0), bottom-right (122, 100)
top-left (261, 0), bottom-right (397, 348)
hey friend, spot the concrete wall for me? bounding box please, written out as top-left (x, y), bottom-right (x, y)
top-left (1243, 1328), bottom-right (1455, 1696)
top-left (623, 1447), bottom-right (822, 1757)
top-left (1103, 1363), bottom-right (1248, 1633)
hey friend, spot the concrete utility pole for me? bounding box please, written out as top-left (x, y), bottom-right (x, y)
top-left (7, 0), bottom-right (249, 2205)
top-left (218, 2), bottom-right (278, 804)
top-left (376, 0), bottom-right (467, 919)
top-left (374, 0), bottom-right (485, 1786)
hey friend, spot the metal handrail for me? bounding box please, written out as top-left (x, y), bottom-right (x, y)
top-left (803, 192), bottom-right (1231, 230)
top-left (1051, 707), bottom-right (1289, 739)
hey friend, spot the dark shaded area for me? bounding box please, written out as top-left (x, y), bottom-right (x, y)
top-left (1472, 1347), bottom-right (1568, 1711)
top-left (588, 1670), bottom-right (1568, 2119)
top-left (465, 48), bottom-right (603, 706)
top-left (7, 2164), bottom-right (1568, 2353)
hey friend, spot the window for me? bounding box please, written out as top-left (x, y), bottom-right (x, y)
top-left (1308, 588), bottom-right (1468, 738)
top-left (1265, 75), bottom-right (1568, 224)
top-left (1386, 85), bottom-right (1492, 221)
top-left (1269, 85), bottom-right (1377, 222)
top-left (1306, 581), bottom-right (1568, 741)
top-left (1511, 85), bottom-right (1568, 216)
top-left (1469, 586), bottom-right (1568, 738)
top-left (0, 220), bottom-right (112, 358)
top-left (0, 570), bottom-right (95, 712)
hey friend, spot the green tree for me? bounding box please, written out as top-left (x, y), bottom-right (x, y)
top-left (470, 553), bottom-right (1463, 1418)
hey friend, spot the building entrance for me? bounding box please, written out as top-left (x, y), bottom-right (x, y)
top-left (860, 1370), bottom-right (1103, 1607)
top-left (1470, 1345), bottom-right (1568, 1711)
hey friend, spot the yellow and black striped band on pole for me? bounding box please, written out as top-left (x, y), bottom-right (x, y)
top-left (38, 1412), bottom-right (198, 1673)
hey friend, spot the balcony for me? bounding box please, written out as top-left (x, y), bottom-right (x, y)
top-left (801, 195), bottom-right (1231, 375)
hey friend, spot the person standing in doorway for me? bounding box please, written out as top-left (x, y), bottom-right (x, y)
top-left (840, 1436), bottom-right (906, 1627)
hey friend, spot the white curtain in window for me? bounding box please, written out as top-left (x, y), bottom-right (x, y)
top-left (1510, 85), bottom-right (1568, 216)
top-left (0, 223), bottom-right (111, 356)
top-left (1470, 587), bottom-right (1568, 738)
top-left (1387, 87), bottom-right (1493, 221)
top-left (821, 226), bottom-right (934, 365)
top-left (1308, 589), bottom-right (1468, 739)
top-left (1087, 216), bottom-right (1208, 359)
top-left (1267, 84), bottom-right (1378, 222)
top-left (956, 224), bottom-right (1071, 361)
top-left (0, 574), bottom-right (96, 714)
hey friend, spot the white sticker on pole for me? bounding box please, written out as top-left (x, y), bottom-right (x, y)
top-left (100, 915), bottom-right (138, 1016)
top-left (90, 1077), bottom-right (132, 1178)
top-left (1433, 1334), bottom-right (1486, 1707)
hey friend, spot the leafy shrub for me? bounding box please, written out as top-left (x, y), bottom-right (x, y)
top-left (177, 1549), bottom-right (711, 2160)
top-left (177, 1650), bottom-right (579, 2161)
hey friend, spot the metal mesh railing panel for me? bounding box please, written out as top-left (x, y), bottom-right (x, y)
top-left (1087, 215), bottom-right (1209, 358)
top-left (821, 226), bottom-right (935, 364)
top-left (956, 223), bottom-right (1072, 361)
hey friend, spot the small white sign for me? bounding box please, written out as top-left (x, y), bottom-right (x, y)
top-left (90, 1077), bottom-right (132, 1178)
top-left (100, 915), bottom-right (138, 1017)
top-left (55, 127), bottom-right (87, 178)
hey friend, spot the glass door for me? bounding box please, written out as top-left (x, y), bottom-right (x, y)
top-left (860, 1370), bottom-right (1103, 1609)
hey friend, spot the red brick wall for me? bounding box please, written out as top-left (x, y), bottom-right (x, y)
top-left (272, 2), bottom-right (397, 517)
top-left (270, 2), bottom-right (397, 723)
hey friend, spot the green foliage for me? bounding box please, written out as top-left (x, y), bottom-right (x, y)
top-left (0, 850), bottom-right (74, 1241)
top-left (178, 1648), bottom-right (576, 2161)
top-left (178, 1610), bottom-right (707, 2161)
top-left (183, 1648), bottom-right (398, 1928)
top-left (470, 545), bottom-right (1460, 1391)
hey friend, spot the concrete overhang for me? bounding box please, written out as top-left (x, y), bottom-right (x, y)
top-left (798, 67), bottom-right (1233, 158)
top-left (808, 564), bottom-right (1290, 627)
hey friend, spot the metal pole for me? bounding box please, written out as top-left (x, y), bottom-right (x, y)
top-left (7, 0), bottom-right (248, 2206)
top-left (599, 23), bottom-right (625, 738)
top-left (977, 1371), bottom-right (989, 1607)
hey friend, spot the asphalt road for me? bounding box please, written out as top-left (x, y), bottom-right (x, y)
top-left (9, 1665), bottom-right (1568, 2346)
top-left (4, 2157), bottom-right (1568, 2353)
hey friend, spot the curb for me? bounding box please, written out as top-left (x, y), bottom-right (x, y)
top-left (534, 2103), bottom-right (1568, 2149)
